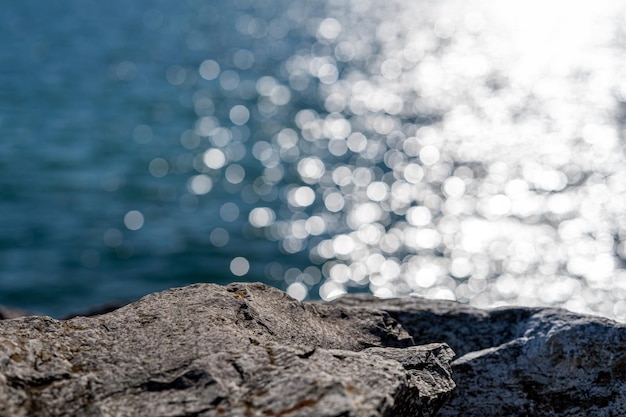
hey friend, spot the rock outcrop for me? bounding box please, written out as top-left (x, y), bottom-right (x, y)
top-left (0, 283), bottom-right (455, 417)
top-left (2, 282), bottom-right (626, 417)
top-left (333, 295), bottom-right (626, 417)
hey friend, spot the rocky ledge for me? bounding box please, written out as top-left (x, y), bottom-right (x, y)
top-left (0, 283), bottom-right (625, 417)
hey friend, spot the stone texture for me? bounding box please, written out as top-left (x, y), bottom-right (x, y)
top-left (0, 283), bottom-right (455, 417)
top-left (334, 294), bottom-right (626, 417)
top-left (5, 283), bottom-right (624, 416)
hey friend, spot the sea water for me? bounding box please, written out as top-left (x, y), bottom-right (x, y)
top-left (2, 0), bottom-right (626, 320)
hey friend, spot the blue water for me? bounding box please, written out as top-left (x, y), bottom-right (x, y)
top-left (3, 0), bottom-right (626, 320)
top-left (1, 0), bottom-right (302, 314)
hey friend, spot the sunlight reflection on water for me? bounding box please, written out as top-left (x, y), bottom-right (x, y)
top-left (159, 0), bottom-right (626, 320)
top-left (5, 0), bottom-right (626, 320)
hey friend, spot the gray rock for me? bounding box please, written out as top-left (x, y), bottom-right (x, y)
top-left (0, 283), bottom-right (455, 417)
top-left (333, 294), bottom-right (626, 417)
top-left (8, 282), bottom-right (621, 416)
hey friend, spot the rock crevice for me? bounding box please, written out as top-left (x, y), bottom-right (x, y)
top-left (332, 294), bottom-right (626, 416)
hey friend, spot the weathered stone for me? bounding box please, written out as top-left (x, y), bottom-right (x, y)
top-left (334, 294), bottom-right (626, 417)
top-left (0, 283), bottom-right (455, 417)
top-left (9, 283), bottom-right (622, 416)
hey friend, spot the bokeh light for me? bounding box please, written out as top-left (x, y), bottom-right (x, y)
top-left (158, 0), bottom-right (626, 320)
top-left (123, 211), bottom-right (144, 231)
top-left (6, 0), bottom-right (626, 320)
top-left (230, 257), bottom-right (250, 277)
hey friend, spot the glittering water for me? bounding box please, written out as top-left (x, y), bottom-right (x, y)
top-left (2, 0), bottom-right (626, 320)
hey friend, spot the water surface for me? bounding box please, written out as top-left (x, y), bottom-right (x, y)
top-left (2, 0), bottom-right (626, 320)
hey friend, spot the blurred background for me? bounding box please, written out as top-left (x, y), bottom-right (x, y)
top-left (2, 0), bottom-right (626, 320)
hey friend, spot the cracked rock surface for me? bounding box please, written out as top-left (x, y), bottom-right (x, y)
top-left (334, 295), bottom-right (626, 417)
top-left (5, 282), bottom-right (624, 417)
top-left (0, 283), bottom-right (455, 417)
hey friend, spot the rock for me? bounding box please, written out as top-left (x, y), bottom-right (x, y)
top-left (333, 294), bottom-right (626, 417)
top-left (7, 282), bottom-right (622, 416)
top-left (0, 283), bottom-right (455, 417)
top-left (0, 305), bottom-right (32, 320)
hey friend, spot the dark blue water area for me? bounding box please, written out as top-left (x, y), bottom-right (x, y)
top-left (0, 0), bottom-right (324, 316)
